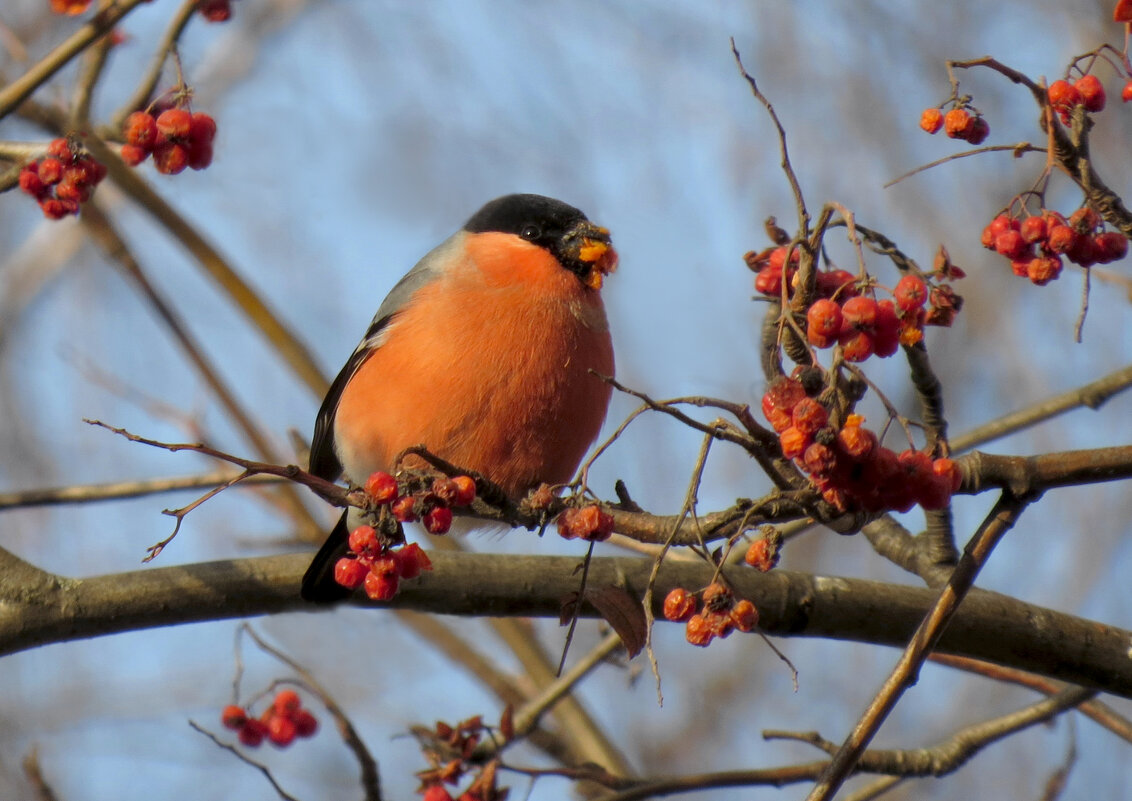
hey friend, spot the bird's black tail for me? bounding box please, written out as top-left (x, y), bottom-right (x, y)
top-left (301, 511), bottom-right (354, 603)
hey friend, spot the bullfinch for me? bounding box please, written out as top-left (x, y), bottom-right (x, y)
top-left (301, 194), bottom-right (617, 602)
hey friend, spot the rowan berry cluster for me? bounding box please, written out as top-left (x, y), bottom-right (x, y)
top-left (374, 470), bottom-right (477, 534)
top-left (663, 583), bottom-right (758, 647)
top-left (18, 139), bottom-right (107, 219)
top-left (334, 528), bottom-right (433, 600)
top-left (804, 275), bottom-right (930, 362)
top-left (556, 504), bottom-right (615, 542)
top-left (764, 374), bottom-right (962, 512)
top-left (1047, 74), bottom-right (1107, 123)
top-left (417, 716), bottom-right (507, 801)
top-left (981, 208), bottom-right (1128, 285)
top-left (919, 105), bottom-right (990, 144)
top-left (120, 108), bottom-right (217, 174)
top-left (220, 689), bottom-right (318, 748)
top-left (746, 245), bottom-right (855, 301)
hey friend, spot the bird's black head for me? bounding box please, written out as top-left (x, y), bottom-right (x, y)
top-left (464, 194), bottom-right (617, 289)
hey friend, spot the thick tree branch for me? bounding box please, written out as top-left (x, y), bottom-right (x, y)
top-left (0, 550), bottom-right (1129, 698)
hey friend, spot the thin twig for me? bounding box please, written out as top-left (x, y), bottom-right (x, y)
top-left (802, 492), bottom-right (1033, 801)
top-left (884, 144), bottom-right (1044, 188)
top-left (0, 471), bottom-right (284, 511)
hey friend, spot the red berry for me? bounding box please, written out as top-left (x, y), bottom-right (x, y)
top-left (267, 714), bottom-right (297, 747)
top-left (294, 709), bottom-right (318, 738)
top-left (754, 263), bottom-right (784, 296)
top-left (54, 180), bottom-right (86, 204)
top-left (806, 298), bottom-right (842, 348)
top-left (791, 397), bottom-right (828, 435)
top-left (1048, 79), bottom-right (1081, 111)
top-left (423, 505), bottom-right (453, 535)
top-left (198, 0), bottom-right (232, 21)
top-left (189, 112), bottom-right (217, 144)
top-left (273, 689), bottom-right (301, 716)
top-left (919, 108), bottom-right (943, 134)
top-left (1046, 224), bottom-right (1078, 254)
top-left (761, 377), bottom-right (807, 433)
top-left (932, 458), bottom-right (963, 493)
top-left (221, 705), bottom-right (248, 730)
top-left (917, 472), bottom-right (953, 510)
top-left (391, 495), bottom-right (418, 522)
top-left (124, 111), bottom-right (158, 148)
top-left (704, 610), bottom-right (734, 639)
top-left (152, 142), bottom-right (189, 174)
top-left (993, 230), bottom-right (1028, 260)
top-left (802, 441), bottom-right (837, 476)
top-left (333, 557), bottom-right (368, 590)
top-left (1094, 232), bottom-right (1128, 263)
top-left (238, 718), bottom-right (268, 747)
top-left (347, 524), bottom-right (379, 554)
top-left (816, 268), bottom-right (857, 299)
top-left (839, 330), bottom-right (874, 362)
top-left (46, 138), bottom-right (72, 160)
top-left (363, 568), bottom-right (399, 601)
top-left (186, 141), bottom-right (213, 171)
top-left (37, 158), bottom-right (64, 185)
top-left (120, 144), bottom-right (149, 166)
top-left (684, 614), bottom-right (714, 647)
top-left (394, 543), bottom-right (432, 579)
top-left (1027, 256), bottom-right (1062, 286)
top-left (893, 274), bottom-right (927, 311)
top-left (964, 116), bottom-right (989, 145)
top-left (1069, 207), bottom-right (1101, 233)
top-left (943, 108), bottom-right (973, 139)
top-left (40, 197), bottom-right (78, 219)
top-left (1019, 216), bottom-right (1048, 244)
top-left (423, 787), bottom-right (455, 801)
top-left (18, 166), bottom-right (46, 197)
top-left (1075, 74), bottom-right (1106, 112)
top-left (156, 108), bottom-right (192, 139)
top-left (557, 505), bottom-right (614, 542)
top-left (729, 600), bottom-right (759, 632)
top-left (365, 471), bottom-right (399, 504)
top-left (663, 588), bottom-right (697, 622)
top-left (873, 300), bottom-right (901, 358)
top-left (1122, 80), bottom-right (1132, 103)
top-left (840, 296), bottom-right (878, 330)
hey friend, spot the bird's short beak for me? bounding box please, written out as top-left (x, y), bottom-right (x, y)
top-left (570, 223), bottom-right (618, 290)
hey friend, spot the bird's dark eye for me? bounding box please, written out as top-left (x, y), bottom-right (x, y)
top-left (520, 224), bottom-right (541, 241)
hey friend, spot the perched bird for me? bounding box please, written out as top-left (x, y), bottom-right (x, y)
top-left (301, 194), bottom-right (617, 602)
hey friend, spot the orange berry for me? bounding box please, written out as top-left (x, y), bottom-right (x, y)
top-left (701, 582), bottom-right (732, 612)
top-left (1048, 79), bottom-right (1081, 111)
top-left (120, 144), bottom-right (149, 166)
top-left (1019, 216), bottom-right (1047, 244)
top-left (994, 230), bottom-right (1028, 260)
top-left (37, 158), bottom-right (64, 185)
top-left (778, 425), bottom-right (809, 460)
top-left (273, 689), bottom-right (301, 717)
top-left (221, 705), bottom-right (247, 730)
top-left (761, 377), bottom-right (807, 432)
top-left (1026, 256), bottom-right (1062, 286)
top-left (932, 458), bottom-right (962, 493)
top-left (840, 296), bottom-right (878, 330)
top-left (365, 471), bottom-right (399, 504)
top-left (744, 538), bottom-right (779, 572)
top-left (943, 107), bottom-right (973, 138)
top-left (156, 108), bottom-right (192, 139)
top-left (839, 330), bottom-right (874, 362)
top-left (267, 714), bottom-right (297, 747)
top-left (919, 108), bottom-right (943, 134)
top-left (1122, 80), bottom-right (1132, 103)
top-left (663, 588), bottom-right (697, 622)
top-left (791, 397), bottom-right (828, 435)
top-left (730, 600), bottom-right (759, 632)
top-left (152, 142), bottom-right (189, 175)
top-left (685, 614), bottom-right (714, 647)
top-left (123, 111), bottom-right (158, 148)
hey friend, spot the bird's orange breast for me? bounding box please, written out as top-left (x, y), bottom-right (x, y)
top-left (333, 232), bottom-right (614, 498)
